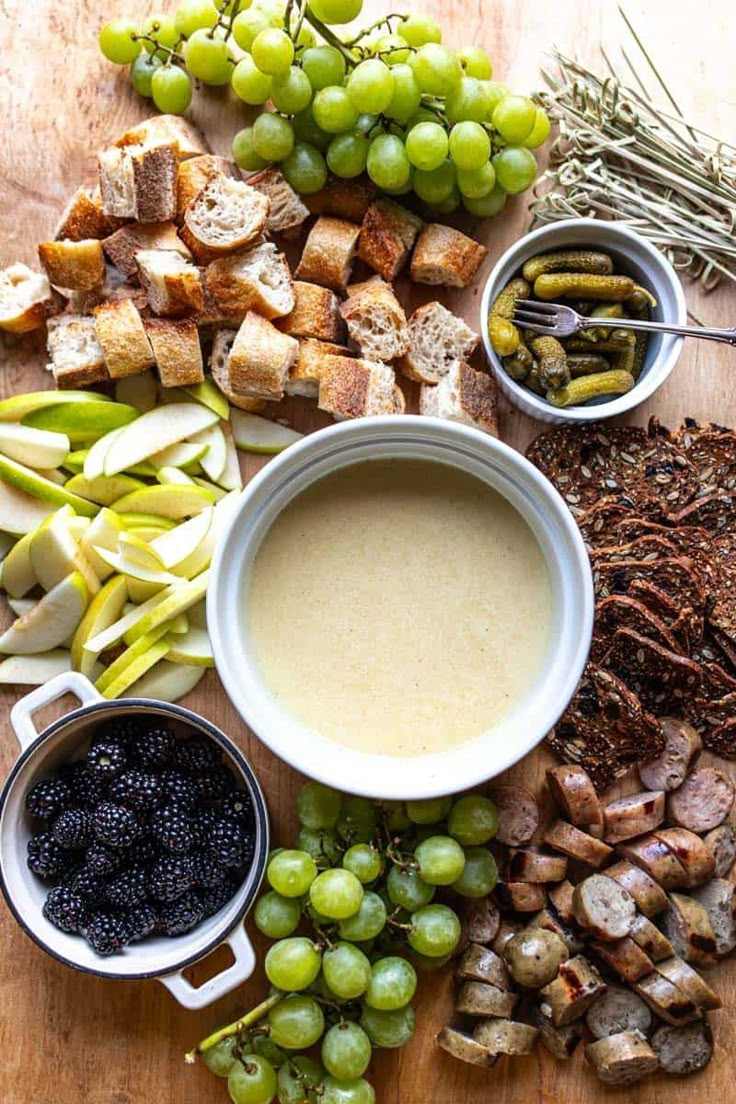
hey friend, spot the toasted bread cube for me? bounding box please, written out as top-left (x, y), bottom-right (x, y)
top-left (295, 217), bottom-right (361, 293)
top-left (286, 338), bottom-right (351, 398)
top-left (46, 314), bottom-right (108, 388)
top-left (102, 221), bottom-right (192, 278)
top-left (183, 176), bottom-right (270, 257)
top-left (358, 199), bottom-right (423, 281)
top-left (306, 175), bottom-right (377, 222)
top-left (204, 243), bottom-right (294, 322)
top-left (135, 250), bottom-right (204, 317)
top-left (276, 281), bottom-right (345, 343)
top-left (93, 298), bottom-right (155, 378)
top-left (392, 384), bottom-right (407, 414)
top-left (0, 263), bottom-right (61, 334)
top-left (420, 362), bottom-right (498, 436)
top-left (115, 115), bottom-right (208, 160)
top-left (176, 155), bottom-right (240, 223)
top-left (38, 239), bottom-right (106, 292)
top-left (411, 223), bottom-right (488, 287)
top-left (98, 143), bottom-right (178, 223)
top-left (228, 311), bottom-right (299, 401)
top-left (146, 318), bottom-right (204, 388)
top-left (209, 329), bottom-right (266, 412)
top-left (398, 300), bottom-right (480, 384)
top-left (247, 166), bottom-right (310, 235)
top-left (54, 184), bottom-right (118, 242)
top-left (318, 356), bottom-right (398, 421)
top-left (340, 278), bottom-right (410, 362)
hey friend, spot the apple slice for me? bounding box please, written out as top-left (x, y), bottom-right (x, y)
top-left (110, 484), bottom-right (216, 520)
top-left (126, 578), bottom-right (167, 603)
top-left (0, 423), bottom-right (70, 469)
top-left (83, 426), bottom-right (125, 480)
top-left (122, 522), bottom-right (170, 542)
top-left (83, 588), bottom-right (171, 655)
top-left (99, 638), bottom-right (172, 699)
top-left (0, 650), bottom-right (72, 683)
top-left (37, 469), bottom-right (68, 486)
top-left (231, 411), bottom-right (303, 454)
top-left (157, 466), bottom-right (195, 486)
top-left (122, 658), bottom-right (205, 702)
top-left (188, 599), bottom-right (207, 629)
top-left (180, 377), bottom-right (230, 421)
top-left (124, 570), bottom-right (210, 645)
top-left (0, 479), bottom-right (55, 536)
top-left (115, 370), bottom-right (157, 412)
top-left (218, 423), bottom-right (243, 491)
top-left (104, 403), bottom-right (219, 476)
top-left (66, 473), bottom-right (146, 507)
top-left (92, 546), bottom-right (180, 586)
top-left (95, 622), bottom-right (179, 694)
top-left (7, 597), bottom-right (36, 617)
top-left (193, 477), bottom-right (226, 502)
top-left (166, 626), bottom-right (214, 667)
top-left (71, 574), bottom-right (128, 676)
top-left (150, 508), bottom-right (213, 570)
top-left (0, 571), bottom-right (88, 653)
top-left (30, 508), bottom-right (101, 595)
top-left (0, 391), bottom-right (111, 423)
top-left (117, 512), bottom-right (176, 532)
top-left (25, 401), bottom-right (138, 445)
top-left (190, 423), bottom-right (227, 482)
top-left (118, 532), bottom-right (166, 570)
top-left (68, 516), bottom-right (91, 540)
top-left (149, 441), bottom-right (208, 471)
top-left (0, 454), bottom-right (99, 517)
top-left (80, 508), bottom-right (123, 580)
top-left (69, 449), bottom-right (157, 478)
top-left (1, 530), bottom-right (36, 595)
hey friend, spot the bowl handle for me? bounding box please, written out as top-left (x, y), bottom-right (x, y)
top-left (158, 922), bottom-right (256, 1009)
top-left (10, 672), bottom-right (104, 751)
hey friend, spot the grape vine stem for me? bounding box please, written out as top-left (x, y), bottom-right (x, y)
top-left (184, 992), bottom-right (284, 1062)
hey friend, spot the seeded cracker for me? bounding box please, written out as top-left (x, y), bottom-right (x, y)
top-left (593, 558), bottom-right (706, 617)
top-left (669, 491), bottom-right (735, 533)
top-left (591, 596), bottom-right (681, 661)
top-left (678, 421), bottom-right (736, 496)
top-left (703, 717), bottom-right (736, 759)
top-left (590, 534), bottom-right (679, 565)
top-left (705, 531), bottom-right (736, 644)
top-left (600, 628), bottom-right (703, 713)
top-left (626, 579), bottom-right (700, 651)
top-left (578, 498), bottom-right (641, 549)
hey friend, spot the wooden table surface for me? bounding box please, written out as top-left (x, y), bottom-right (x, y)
top-left (1, 0), bottom-right (735, 1100)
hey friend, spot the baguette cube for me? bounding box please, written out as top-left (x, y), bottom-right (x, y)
top-left (209, 329), bottom-right (266, 413)
top-left (183, 176), bottom-right (270, 257)
top-left (38, 239), bottom-right (106, 292)
top-left (420, 363), bottom-right (498, 436)
top-left (340, 278), bottom-right (410, 362)
top-left (93, 298), bottom-right (155, 378)
top-left (398, 301), bottom-right (480, 384)
top-left (98, 143), bottom-right (178, 223)
top-left (228, 311), bottom-right (299, 401)
top-left (411, 223), bottom-right (488, 287)
top-left (115, 115), bottom-right (208, 160)
top-left (318, 356), bottom-right (399, 421)
top-left (176, 155), bottom-right (240, 223)
top-left (286, 338), bottom-right (351, 398)
top-left (247, 166), bottom-right (310, 235)
top-left (54, 184), bottom-right (117, 241)
top-left (358, 199), bottom-right (423, 281)
top-left (102, 221), bottom-right (192, 278)
top-left (204, 243), bottom-right (294, 322)
top-left (146, 318), bottom-right (204, 388)
top-left (306, 175), bottom-right (377, 223)
top-left (295, 217), bottom-right (361, 293)
top-left (0, 263), bottom-right (61, 334)
top-left (46, 314), bottom-right (108, 388)
top-left (135, 250), bottom-right (204, 317)
top-left (276, 281), bottom-right (345, 343)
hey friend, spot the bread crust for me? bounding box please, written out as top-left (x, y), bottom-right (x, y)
top-left (176, 155), bottom-right (240, 223)
top-left (38, 239), bottom-right (106, 292)
top-left (204, 244), bottom-right (294, 322)
top-left (276, 281), bottom-right (345, 342)
top-left (358, 198), bottom-right (423, 281)
top-left (131, 143), bottom-right (178, 223)
top-left (54, 185), bottom-right (118, 242)
top-left (135, 250), bottom-right (204, 317)
top-left (46, 313), bottom-right (109, 388)
top-left (115, 115), bottom-right (208, 160)
top-left (228, 311), bottom-right (298, 401)
top-left (399, 301), bottom-right (480, 384)
top-left (318, 356), bottom-right (397, 420)
top-left (286, 338), bottom-right (351, 398)
top-left (0, 263), bottom-right (62, 334)
top-left (420, 363), bottom-right (498, 436)
top-left (102, 221), bottom-right (192, 278)
top-left (306, 174), bottom-right (377, 222)
top-left (208, 329), bottom-right (266, 412)
top-left (247, 166), bottom-right (310, 235)
top-left (340, 279), bottom-right (410, 361)
top-left (295, 217), bottom-right (361, 293)
top-left (183, 176), bottom-right (270, 255)
top-left (411, 223), bottom-right (488, 288)
top-left (93, 298), bottom-right (155, 378)
top-left (145, 317), bottom-right (204, 388)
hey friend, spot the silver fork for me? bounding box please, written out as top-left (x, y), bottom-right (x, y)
top-left (512, 299), bottom-right (736, 346)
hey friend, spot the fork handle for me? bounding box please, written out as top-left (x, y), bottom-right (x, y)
top-left (581, 315), bottom-right (736, 346)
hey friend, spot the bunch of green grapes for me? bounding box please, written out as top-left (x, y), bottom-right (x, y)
top-left (98, 0), bottom-right (549, 218)
top-left (189, 782), bottom-right (500, 1103)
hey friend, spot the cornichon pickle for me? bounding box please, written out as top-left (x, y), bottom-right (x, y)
top-left (521, 250), bottom-right (614, 283)
top-left (631, 332), bottom-right (649, 380)
top-left (626, 284), bottom-right (658, 316)
top-left (526, 365), bottom-right (544, 395)
top-left (611, 340), bottom-right (637, 376)
top-left (567, 353), bottom-right (611, 377)
top-left (489, 277), bottom-right (531, 357)
top-left (529, 334), bottom-right (570, 390)
top-left (547, 369), bottom-right (635, 408)
top-left (534, 274), bottom-right (636, 301)
top-left (579, 301), bottom-right (626, 342)
top-left (564, 331), bottom-right (635, 353)
top-left (503, 342), bottom-right (533, 380)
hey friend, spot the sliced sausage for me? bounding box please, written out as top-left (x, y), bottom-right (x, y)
top-left (436, 1026), bottom-right (497, 1069)
top-left (546, 765), bottom-right (603, 828)
top-left (653, 827), bottom-right (716, 888)
top-left (585, 1031), bottom-right (659, 1085)
top-left (456, 943), bottom-right (509, 989)
top-left (503, 928), bottom-right (568, 989)
top-left (630, 913), bottom-right (674, 962)
top-left (548, 879), bottom-right (577, 925)
top-left (660, 893), bottom-right (718, 968)
top-left (472, 1018), bottom-right (539, 1056)
top-left (490, 783), bottom-right (539, 846)
top-left (539, 955), bottom-right (606, 1026)
top-left (529, 1004), bottom-right (582, 1059)
top-left (495, 881), bottom-right (547, 913)
top-left (456, 980), bottom-right (518, 1018)
top-left (690, 878), bottom-right (736, 955)
top-left (585, 984), bottom-right (652, 1039)
top-left (526, 907), bottom-right (583, 955)
top-left (639, 717), bottom-right (702, 792)
top-left (491, 919), bottom-right (523, 956)
top-left (463, 897), bottom-right (500, 945)
top-left (651, 1020), bottom-right (714, 1075)
top-left (542, 819), bottom-right (613, 868)
top-left (633, 971), bottom-right (701, 1025)
top-left (573, 874), bottom-right (636, 941)
top-left (605, 859), bottom-right (668, 917)
top-left (602, 790), bottom-right (665, 843)
top-left (655, 956), bottom-right (722, 1012)
top-left (667, 767), bottom-right (735, 832)
top-left (506, 848), bottom-right (568, 883)
top-left (617, 834), bottom-right (688, 890)
top-left (590, 937), bottom-right (654, 983)
top-left (703, 823), bottom-right (736, 878)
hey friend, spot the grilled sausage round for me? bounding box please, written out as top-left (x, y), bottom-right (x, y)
top-left (529, 1004), bottom-right (582, 1059)
top-left (456, 980), bottom-right (518, 1018)
top-left (653, 827), bottom-right (715, 888)
top-left (590, 937), bottom-right (654, 983)
top-left (573, 874), bottom-right (636, 940)
top-left (546, 765), bottom-right (603, 828)
top-left (585, 985), bottom-right (652, 1039)
top-left (630, 913), bottom-right (674, 962)
top-left (617, 834), bottom-right (688, 890)
top-left (506, 848), bottom-right (568, 884)
top-left (639, 717), bottom-right (702, 792)
top-left (585, 1031), bottom-right (659, 1085)
top-left (456, 944), bottom-right (510, 989)
top-left (504, 928), bottom-right (569, 989)
top-left (667, 767), bottom-right (735, 832)
top-left (472, 1018), bottom-right (539, 1056)
top-left (495, 881), bottom-right (548, 913)
top-left (633, 971), bottom-right (701, 1025)
top-left (655, 956), bottom-right (722, 1012)
top-left (543, 819), bottom-right (613, 868)
top-left (436, 1026), bottom-right (496, 1068)
top-left (463, 897), bottom-right (501, 946)
top-left (604, 859), bottom-right (668, 917)
top-left (660, 893), bottom-right (717, 968)
top-left (491, 783), bottom-right (540, 846)
top-left (704, 823), bottom-right (736, 878)
top-left (651, 1020), bottom-right (714, 1075)
top-left (603, 791), bottom-right (665, 843)
top-left (691, 878), bottom-right (736, 955)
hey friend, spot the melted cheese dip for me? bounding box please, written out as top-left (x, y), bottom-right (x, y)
top-left (247, 459), bottom-right (553, 756)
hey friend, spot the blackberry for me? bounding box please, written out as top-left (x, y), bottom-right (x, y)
top-left (25, 778), bottom-right (71, 821)
top-left (194, 807), bottom-right (220, 842)
top-left (158, 890), bottom-right (204, 936)
top-left (27, 832), bottom-right (73, 880)
top-left (128, 834), bottom-right (161, 867)
top-left (207, 819), bottom-right (255, 868)
top-left (125, 902), bottom-right (157, 942)
top-left (93, 801), bottom-right (140, 848)
top-left (196, 764), bottom-right (236, 801)
top-left (159, 770), bottom-right (200, 810)
top-left (86, 911), bottom-right (128, 956)
top-left (150, 805), bottom-right (195, 854)
top-left (87, 738), bottom-right (127, 780)
top-left (132, 726), bottom-right (176, 769)
top-left (85, 843), bottom-right (123, 877)
top-left (67, 866), bottom-right (106, 905)
top-left (201, 877), bottom-right (238, 918)
top-left (105, 866), bottom-right (149, 907)
top-left (191, 850), bottom-right (227, 889)
top-left (174, 736), bottom-right (219, 775)
top-left (108, 769), bottom-right (162, 811)
top-left (59, 762), bottom-right (106, 808)
top-left (218, 791), bottom-right (254, 825)
top-left (51, 809), bottom-right (93, 849)
top-left (42, 885), bottom-right (88, 933)
top-left (93, 716), bottom-right (141, 745)
top-left (149, 854), bottom-right (195, 902)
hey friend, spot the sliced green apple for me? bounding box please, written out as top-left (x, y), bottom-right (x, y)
top-left (7, 597), bottom-right (36, 617)
top-left (149, 441), bottom-right (208, 470)
top-left (193, 477), bottom-right (226, 502)
top-left (117, 512), bottom-right (176, 532)
top-left (124, 523), bottom-right (171, 542)
top-left (0, 423), bottom-right (70, 469)
top-left (68, 449), bottom-right (157, 478)
top-left (110, 484), bottom-right (216, 520)
top-left (188, 599), bottom-right (207, 629)
top-left (99, 638), bottom-right (172, 699)
top-left (71, 574), bottom-right (128, 676)
top-left (124, 570), bottom-right (210, 645)
top-left (92, 546), bottom-right (180, 586)
top-left (0, 455), bottom-right (99, 517)
top-left (150, 508), bottom-right (213, 570)
top-left (231, 410), bottom-right (303, 454)
top-left (1, 530), bottom-right (36, 596)
top-left (166, 626), bottom-right (213, 667)
top-left (156, 466), bottom-right (195, 486)
top-left (126, 578), bottom-right (166, 604)
top-left (0, 479), bottom-right (55, 536)
top-left (30, 509), bottom-right (101, 595)
top-left (0, 391), bottom-right (110, 424)
top-left (181, 376), bottom-right (230, 421)
top-left (83, 587), bottom-right (167, 655)
top-left (0, 571), bottom-right (88, 654)
top-left (68, 516), bottom-right (91, 541)
top-left (25, 402), bottom-right (138, 445)
top-left (95, 622), bottom-right (179, 694)
top-left (190, 423), bottom-right (227, 482)
top-left (115, 370), bottom-right (157, 412)
top-left (83, 427), bottom-right (125, 480)
top-left (218, 423), bottom-right (243, 491)
top-left (80, 508), bottom-right (123, 580)
top-left (118, 532), bottom-right (166, 570)
top-left (66, 473), bottom-right (146, 507)
top-left (0, 650), bottom-right (72, 683)
top-left (123, 658), bottom-right (205, 702)
top-left (104, 403), bottom-right (219, 476)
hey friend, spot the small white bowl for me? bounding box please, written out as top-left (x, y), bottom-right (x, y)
top-left (480, 217), bottom-right (687, 424)
top-left (209, 416), bottom-right (594, 800)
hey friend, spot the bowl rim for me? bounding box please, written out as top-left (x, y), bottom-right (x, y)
top-left (479, 216), bottom-right (688, 422)
top-left (0, 698), bottom-right (269, 981)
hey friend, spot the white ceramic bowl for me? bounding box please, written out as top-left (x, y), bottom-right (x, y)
top-left (0, 672), bottom-right (269, 1009)
top-left (209, 416), bottom-right (594, 800)
top-left (480, 217), bottom-right (687, 424)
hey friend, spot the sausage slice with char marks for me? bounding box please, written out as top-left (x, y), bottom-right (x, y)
top-left (526, 907), bottom-right (583, 955)
top-left (666, 767), bottom-right (735, 832)
top-left (436, 1026), bottom-right (497, 1069)
top-left (472, 1018), bottom-right (539, 1056)
top-left (585, 1031), bottom-right (659, 1085)
top-left (661, 893), bottom-right (718, 968)
top-left (539, 955), bottom-right (606, 1026)
top-left (690, 878), bottom-right (736, 955)
top-left (605, 859), bottom-right (668, 917)
top-left (506, 848), bottom-right (568, 884)
top-left (491, 919), bottom-right (523, 956)
top-left (585, 985), bottom-right (651, 1039)
top-left (495, 881), bottom-right (547, 913)
top-left (630, 913), bottom-right (674, 962)
top-left (490, 783), bottom-right (540, 846)
top-left (546, 765), bottom-right (603, 828)
top-left (639, 717), bottom-right (702, 792)
top-left (573, 874), bottom-right (636, 941)
top-left (651, 1020), bottom-right (714, 1075)
top-left (617, 834), bottom-right (688, 890)
top-left (463, 897), bottom-right (500, 946)
top-left (456, 980), bottom-right (518, 1018)
top-left (603, 791), bottom-right (665, 843)
top-left (655, 955), bottom-right (722, 1012)
top-left (456, 943), bottom-right (509, 989)
top-left (703, 823), bottom-right (736, 878)
top-left (590, 937), bottom-right (654, 983)
top-left (503, 928), bottom-right (568, 989)
top-left (529, 1004), bottom-right (582, 1059)
top-left (543, 819), bottom-right (613, 868)
top-left (633, 971), bottom-right (701, 1025)
top-left (653, 827), bottom-right (715, 888)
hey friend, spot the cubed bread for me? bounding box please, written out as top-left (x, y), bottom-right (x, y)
top-left (46, 314), bottom-right (109, 388)
top-left (247, 166), bottom-right (310, 235)
top-left (54, 184), bottom-right (118, 242)
top-left (183, 176), bottom-right (270, 257)
top-left (98, 143), bottom-right (178, 223)
top-left (115, 115), bottom-right (208, 160)
top-left (306, 175), bottom-right (377, 223)
top-left (286, 338), bottom-right (351, 398)
top-left (340, 279), bottom-right (410, 361)
top-left (93, 298), bottom-right (155, 378)
top-left (176, 155), bottom-right (240, 222)
top-left (209, 329), bottom-right (266, 412)
top-left (102, 221), bottom-right (192, 278)
top-left (135, 250), bottom-right (204, 316)
top-left (228, 311), bottom-right (299, 401)
top-left (38, 239), bottom-right (105, 292)
top-left (420, 362), bottom-right (498, 436)
top-left (411, 223), bottom-right (488, 287)
top-left (295, 217), bottom-right (361, 293)
top-left (358, 199), bottom-right (423, 281)
top-left (145, 318), bottom-right (204, 388)
top-left (276, 281), bottom-right (345, 343)
top-left (204, 243), bottom-right (294, 321)
top-left (398, 301), bottom-right (480, 384)
top-left (0, 263), bottom-right (61, 334)
top-left (318, 356), bottom-right (399, 420)
top-left (392, 384), bottom-right (406, 414)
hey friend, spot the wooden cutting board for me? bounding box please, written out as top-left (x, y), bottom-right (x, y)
top-left (1, 1), bottom-right (735, 1100)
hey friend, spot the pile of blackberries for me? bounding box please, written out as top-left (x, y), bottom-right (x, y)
top-left (25, 718), bottom-right (256, 956)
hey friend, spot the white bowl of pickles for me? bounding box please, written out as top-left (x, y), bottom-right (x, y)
top-left (480, 218), bottom-right (687, 423)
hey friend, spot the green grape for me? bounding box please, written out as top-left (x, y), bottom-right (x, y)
top-left (252, 28), bottom-right (295, 75)
top-left (359, 1004), bottom-right (415, 1048)
top-left (301, 45), bottom-right (346, 90)
top-left (265, 936), bottom-right (322, 991)
top-left (322, 1023), bottom-right (372, 1081)
top-left (336, 797), bottom-right (378, 844)
top-left (232, 127), bottom-right (269, 171)
top-left (268, 995), bottom-right (325, 1050)
top-left (322, 941), bottom-right (372, 999)
top-left (373, 33), bottom-right (410, 65)
top-left (447, 794), bottom-right (499, 844)
top-left (482, 80), bottom-right (508, 118)
top-left (355, 112), bottom-right (377, 133)
top-left (383, 63), bottom-right (421, 122)
top-left (405, 796), bottom-right (452, 825)
top-left (253, 0), bottom-right (287, 25)
top-left (252, 1036), bottom-right (288, 1068)
top-left (382, 171), bottom-right (414, 196)
top-left (456, 45), bottom-right (493, 80)
top-left (523, 108), bottom-right (551, 149)
top-left (309, 868), bottom-right (364, 920)
top-left (293, 107), bottom-right (332, 152)
top-left (175, 0), bottom-right (219, 37)
top-left (342, 844), bottom-right (382, 884)
top-left (297, 781), bottom-right (342, 830)
top-left (492, 146), bottom-right (537, 193)
top-left (253, 112), bottom-right (296, 161)
top-left (227, 1056), bottom-right (278, 1104)
top-left (411, 44), bottom-right (461, 96)
top-left (295, 24), bottom-right (317, 51)
top-left (451, 846), bottom-right (499, 897)
top-left (296, 827), bottom-right (342, 867)
top-left (405, 122), bottom-right (448, 172)
top-left (456, 163), bottom-right (495, 198)
top-left (462, 184), bottom-right (507, 216)
top-left (408, 903), bottom-right (462, 957)
top-left (409, 950), bottom-right (452, 971)
top-left (415, 835), bottom-right (465, 885)
top-left (445, 76), bottom-right (489, 123)
top-left (336, 890), bottom-right (387, 941)
top-left (271, 67), bottom-right (313, 114)
top-left (99, 19), bottom-right (141, 64)
top-left (327, 132), bottom-right (370, 178)
top-left (255, 891), bottom-right (302, 938)
top-left (383, 801), bottom-right (411, 833)
top-left (429, 185), bottom-right (461, 214)
top-left (130, 52), bottom-right (163, 97)
top-left (141, 13), bottom-right (178, 51)
top-left (277, 1055), bottom-right (324, 1104)
top-left (386, 865), bottom-right (435, 911)
top-left (204, 1035), bottom-right (238, 1077)
top-left (307, 0), bottom-right (363, 24)
top-left (412, 160), bottom-right (456, 205)
top-left (364, 956), bottom-right (417, 1011)
top-left (269, 849), bottom-right (286, 864)
top-left (282, 143), bottom-right (328, 194)
top-left (448, 121), bottom-right (490, 170)
top-left (232, 8), bottom-right (271, 50)
top-left (492, 94), bottom-right (537, 143)
top-left (267, 849), bottom-right (318, 897)
top-left (320, 1078), bottom-right (375, 1104)
top-left (347, 59), bottom-right (394, 114)
top-left (399, 13), bottom-right (442, 47)
top-left (184, 29), bottom-right (231, 85)
top-left (366, 134), bottom-right (411, 192)
top-left (151, 66), bottom-right (193, 113)
top-left (231, 55), bottom-right (273, 105)
top-left (313, 86), bottom-right (359, 134)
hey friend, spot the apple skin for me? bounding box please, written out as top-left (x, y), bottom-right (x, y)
top-left (103, 403), bottom-right (218, 476)
top-left (0, 455), bottom-right (99, 517)
top-left (0, 391), bottom-right (111, 423)
top-left (110, 484), bottom-right (216, 520)
top-left (0, 571), bottom-right (88, 654)
top-left (24, 401), bottom-right (138, 445)
top-left (230, 410), bottom-right (303, 454)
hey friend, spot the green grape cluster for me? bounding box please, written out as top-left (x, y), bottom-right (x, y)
top-left (192, 782), bottom-right (501, 1103)
top-left (98, 1), bottom-right (549, 216)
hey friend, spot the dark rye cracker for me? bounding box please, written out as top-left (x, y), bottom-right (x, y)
top-left (591, 596), bottom-right (681, 662)
top-left (627, 578), bottom-right (700, 651)
top-left (547, 663), bottom-right (664, 791)
top-left (578, 497), bottom-right (642, 549)
top-left (615, 522), bottom-right (714, 581)
top-left (601, 628), bottom-right (703, 713)
top-left (678, 422), bottom-right (736, 496)
top-left (590, 534), bottom-right (679, 565)
top-left (705, 531), bottom-right (736, 645)
top-left (703, 717), bottom-right (736, 759)
top-left (668, 491), bottom-right (735, 533)
top-left (593, 557), bottom-right (706, 616)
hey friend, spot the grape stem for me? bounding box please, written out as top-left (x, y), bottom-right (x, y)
top-left (302, 9), bottom-right (357, 66)
top-left (184, 992), bottom-right (284, 1062)
top-left (131, 34), bottom-right (183, 63)
top-left (341, 13), bottom-right (409, 47)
